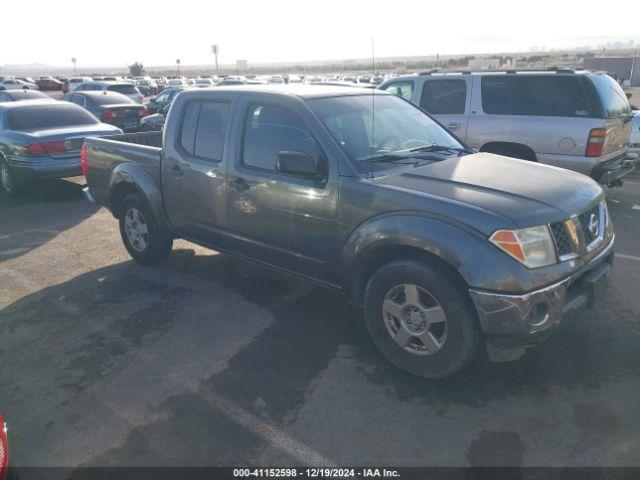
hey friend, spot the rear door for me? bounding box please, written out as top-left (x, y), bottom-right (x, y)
top-left (419, 78), bottom-right (471, 140)
top-left (162, 95), bottom-right (233, 246)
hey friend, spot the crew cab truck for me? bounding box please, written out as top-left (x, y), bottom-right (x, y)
top-left (82, 85), bottom-right (615, 378)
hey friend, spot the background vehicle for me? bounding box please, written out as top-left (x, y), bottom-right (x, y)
top-left (0, 100), bottom-right (121, 194)
top-left (36, 77), bottom-right (63, 91)
top-left (0, 90), bottom-right (50, 103)
top-left (74, 81), bottom-right (144, 103)
top-left (379, 70), bottom-right (635, 186)
top-left (83, 85), bottom-right (614, 379)
top-left (145, 87), bottom-right (184, 114)
top-left (139, 103), bottom-right (169, 131)
top-left (63, 76), bottom-right (93, 93)
top-left (166, 78), bottom-right (187, 88)
top-left (195, 78), bottom-right (214, 88)
top-left (61, 91), bottom-right (148, 132)
top-left (135, 78), bottom-right (158, 96)
top-left (0, 79), bottom-right (38, 91)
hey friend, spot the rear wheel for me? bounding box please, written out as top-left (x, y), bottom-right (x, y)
top-left (118, 193), bottom-right (173, 265)
top-left (363, 259), bottom-right (481, 378)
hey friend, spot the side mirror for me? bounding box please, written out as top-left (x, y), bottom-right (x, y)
top-left (276, 151), bottom-right (321, 178)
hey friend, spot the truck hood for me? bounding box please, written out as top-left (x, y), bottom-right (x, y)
top-left (374, 152), bottom-right (603, 227)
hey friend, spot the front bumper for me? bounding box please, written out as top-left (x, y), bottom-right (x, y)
top-left (468, 237), bottom-right (614, 352)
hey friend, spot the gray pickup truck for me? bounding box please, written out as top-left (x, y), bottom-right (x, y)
top-left (83, 85), bottom-right (615, 378)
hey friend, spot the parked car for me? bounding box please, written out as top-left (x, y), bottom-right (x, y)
top-left (0, 79), bottom-right (38, 91)
top-left (0, 90), bottom-right (50, 103)
top-left (217, 78), bottom-right (248, 86)
top-left (379, 70), bottom-right (635, 186)
top-left (166, 78), bottom-right (187, 88)
top-left (74, 81), bottom-right (144, 103)
top-left (36, 77), bottom-right (64, 91)
top-left (135, 78), bottom-right (158, 96)
top-left (195, 78), bottom-right (214, 88)
top-left (82, 85), bottom-right (614, 379)
top-left (0, 100), bottom-right (121, 194)
top-left (145, 87), bottom-right (184, 114)
top-left (63, 76), bottom-right (93, 93)
top-left (60, 91), bottom-right (148, 132)
top-left (139, 103), bottom-right (170, 131)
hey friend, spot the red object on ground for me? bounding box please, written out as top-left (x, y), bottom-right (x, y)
top-left (0, 412), bottom-right (8, 480)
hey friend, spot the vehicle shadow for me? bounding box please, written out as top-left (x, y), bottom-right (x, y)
top-left (2, 248), bottom-right (639, 466)
top-left (0, 178), bottom-right (97, 262)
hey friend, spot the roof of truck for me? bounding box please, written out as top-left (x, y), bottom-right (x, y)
top-left (191, 84), bottom-right (390, 99)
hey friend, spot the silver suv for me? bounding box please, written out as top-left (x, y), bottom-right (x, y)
top-left (379, 70), bottom-right (635, 185)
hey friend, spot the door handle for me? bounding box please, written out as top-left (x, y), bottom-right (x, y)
top-left (231, 177), bottom-right (250, 193)
top-left (171, 164), bottom-right (184, 176)
top-left (447, 122), bottom-right (462, 131)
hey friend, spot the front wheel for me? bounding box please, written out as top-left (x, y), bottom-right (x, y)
top-left (118, 193), bottom-right (173, 265)
top-left (364, 259), bottom-right (481, 378)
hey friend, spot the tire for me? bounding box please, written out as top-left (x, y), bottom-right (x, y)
top-left (363, 259), bottom-right (481, 378)
top-left (0, 157), bottom-right (20, 195)
top-left (118, 193), bottom-right (173, 265)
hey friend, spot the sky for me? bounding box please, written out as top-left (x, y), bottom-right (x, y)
top-left (2, 0), bottom-right (638, 68)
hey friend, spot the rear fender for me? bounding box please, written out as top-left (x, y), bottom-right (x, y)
top-left (108, 162), bottom-right (172, 235)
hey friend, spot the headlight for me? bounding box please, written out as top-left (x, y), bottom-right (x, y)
top-left (490, 226), bottom-right (557, 268)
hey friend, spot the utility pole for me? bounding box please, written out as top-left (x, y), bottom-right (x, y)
top-left (176, 58), bottom-right (181, 76)
top-left (71, 57), bottom-right (77, 76)
top-left (211, 45), bottom-right (219, 77)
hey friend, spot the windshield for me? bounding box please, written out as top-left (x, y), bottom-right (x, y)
top-left (108, 84), bottom-right (138, 95)
top-left (307, 94), bottom-right (463, 165)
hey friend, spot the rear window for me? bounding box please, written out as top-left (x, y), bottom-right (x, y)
top-left (108, 84), bottom-right (138, 95)
top-left (8, 90), bottom-right (48, 100)
top-left (92, 93), bottom-right (134, 106)
top-left (481, 75), bottom-right (600, 117)
top-left (8, 104), bottom-right (98, 131)
top-left (588, 74), bottom-right (632, 119)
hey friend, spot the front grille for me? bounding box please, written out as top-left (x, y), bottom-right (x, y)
top-left (578, 203), bottom-right (602, 245)
top-left (550, 222), bottom-right (573, 257)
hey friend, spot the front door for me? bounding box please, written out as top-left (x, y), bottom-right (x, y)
top-left (225, 99), bottom-right (339, 281)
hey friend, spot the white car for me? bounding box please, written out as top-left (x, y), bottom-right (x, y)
top-left (67, 77), bottom-right (93, 93)
top-left (195, 78), bottom-right (213, 88)
top-left (0, 79), bottom-right (39, 91)
top-left (166, 78), bottom-right (187, 88)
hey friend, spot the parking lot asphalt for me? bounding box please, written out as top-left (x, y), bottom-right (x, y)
top-left (1, 176), bottom-right (640, 468)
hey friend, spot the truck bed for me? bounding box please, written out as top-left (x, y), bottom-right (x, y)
top-left (84, 131), bottom-right (164, 207)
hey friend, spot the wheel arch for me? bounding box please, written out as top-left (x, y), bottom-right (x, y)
top-left (107, 162), bottom-right (173, 235)
top-left (479, 141), bottom-right (537, 161)
top-left (341, 214), bottom-right (484, 305)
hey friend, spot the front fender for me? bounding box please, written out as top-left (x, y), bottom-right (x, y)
top-left (108, 162), bottom-right (172, 234)
top-left (341, 213), bottom-right (488, 296)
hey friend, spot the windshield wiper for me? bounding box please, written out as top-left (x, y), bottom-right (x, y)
top-left (360, 153), bottom-right (418, 165)
top-left (408, 144), bottom-right (474, 155)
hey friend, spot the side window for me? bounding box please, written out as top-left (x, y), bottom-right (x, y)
top-left (193, 101), bottom-right (230, 161)
top-left (179, 101), bottom-right (201, 154)
top-left (155, 91), bottom-right (170, 104)
top-left (420, 80), bottom-right (467, 114)
top-left (383, 81), bottom-right (414, 101)
top-left (242, 104), bottom-right (320, 172)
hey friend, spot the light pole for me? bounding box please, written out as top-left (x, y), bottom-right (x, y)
top-left (71, 57), bottom-right (77, 76)
top-left (176, 58), bottom-right (181, 76)
top-left (211, 45), bottom-right (219, 77)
